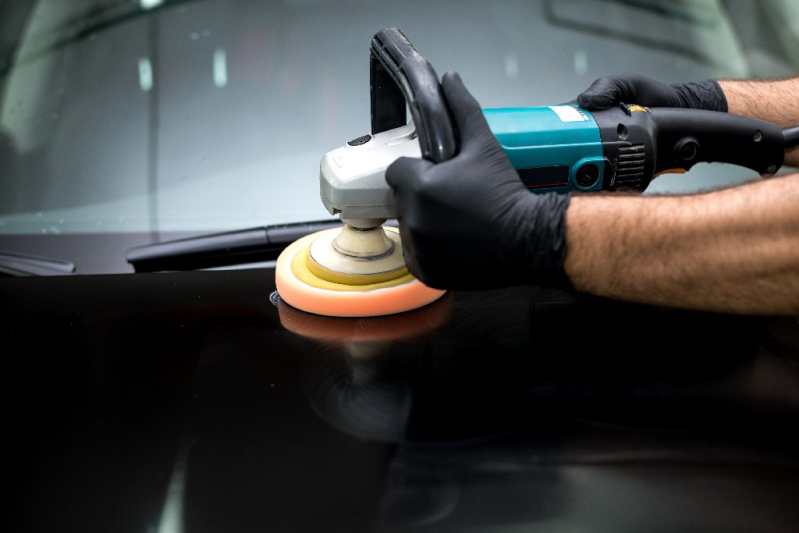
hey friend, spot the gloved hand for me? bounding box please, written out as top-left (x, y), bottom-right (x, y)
top-left (385, 71), bottom-right (571, 290)
top-left (577, 72), bottom-right (727, 112)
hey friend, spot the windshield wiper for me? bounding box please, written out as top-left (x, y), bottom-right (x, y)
top-left (126, 220), bottom-right (348, 273)
top-left (0, 250), bottom-right (76, 277)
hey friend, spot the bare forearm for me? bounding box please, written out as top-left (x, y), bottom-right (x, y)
top-left (563, 173), bottom-right (799, 314)
top-left (719, 77), bottom-right (799, 127)
top-left (718, 77), bottom-right (799, 167)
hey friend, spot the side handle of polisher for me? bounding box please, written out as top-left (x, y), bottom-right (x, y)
top-left (319, 28), bottom-right (458, 222)
top-left (370, 27), bottom-right (458, 163)
top-left (648, 108), bottom-right (785, 176)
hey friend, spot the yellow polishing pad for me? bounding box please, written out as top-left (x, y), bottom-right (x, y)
top-left (275, 227), bottom-right (446, 317)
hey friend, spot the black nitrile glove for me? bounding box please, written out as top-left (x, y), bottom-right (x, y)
top-left (385, 71), bottom-right (571, 290)
top-left (577, 72), bottom-right (727, 112)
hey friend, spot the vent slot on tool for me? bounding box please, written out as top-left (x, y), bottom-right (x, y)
top-left (614, 144), bottom-right (646, 189)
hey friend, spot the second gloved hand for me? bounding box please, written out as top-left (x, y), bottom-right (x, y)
top-left (385, 71), bottom-right (571, 290)
top-left (577, 72), bottom-right (727, 111)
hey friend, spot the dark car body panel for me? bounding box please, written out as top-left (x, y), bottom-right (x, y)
top-left (4, 269), bottom-right (798, 532)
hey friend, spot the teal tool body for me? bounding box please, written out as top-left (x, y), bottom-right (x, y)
top-left (483, 105), bottom-right (604, 193)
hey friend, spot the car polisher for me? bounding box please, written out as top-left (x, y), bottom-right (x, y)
top-left (277, 27), bottom-right (796, 318)
top-left (274, 27), bottom-right (458, 317)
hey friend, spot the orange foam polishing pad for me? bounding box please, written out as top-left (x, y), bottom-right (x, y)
top-left (275, 227), bottom-right (446, 318)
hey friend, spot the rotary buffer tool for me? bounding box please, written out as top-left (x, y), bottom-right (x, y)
top-left (276, 27), bottom-right (798, 318)
top-left (275, 28), bottom-right (454, 317)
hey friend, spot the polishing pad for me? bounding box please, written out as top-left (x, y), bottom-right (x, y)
top-left (275, 226), bottom-right (446, 317)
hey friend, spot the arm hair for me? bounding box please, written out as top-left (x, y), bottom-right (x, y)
top-left (563, 173), bottom-right (799, 315)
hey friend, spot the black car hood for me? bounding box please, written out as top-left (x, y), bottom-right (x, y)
top-left (3, 269), bottom-right (799, 532)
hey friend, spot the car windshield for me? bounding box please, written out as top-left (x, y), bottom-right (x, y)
top-left (2, 0), bottom-right (799, 272)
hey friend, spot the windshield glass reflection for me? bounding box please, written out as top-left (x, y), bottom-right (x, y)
top-left (2, 0), bottom-right (798, 239)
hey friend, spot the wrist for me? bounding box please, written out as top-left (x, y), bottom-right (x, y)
top-left (673, 79), bottom-right (728, 112)
top-left (519, 192), bottom-right (573, 288)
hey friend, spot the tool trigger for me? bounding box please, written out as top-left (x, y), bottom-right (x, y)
top-left (654, 168), bottom-right (687, 178)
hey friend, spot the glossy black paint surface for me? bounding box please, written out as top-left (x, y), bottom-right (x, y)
top-left (3, 269), bottom-right (798, 532)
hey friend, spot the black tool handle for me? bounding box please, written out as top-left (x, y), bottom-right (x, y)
top-left (370, 27), bottom-right (457, 163)
top-left (650, 108), bottom-right (785, 175)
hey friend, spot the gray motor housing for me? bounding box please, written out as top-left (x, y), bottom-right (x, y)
top-left (319, 122), bottom-right (420, 221)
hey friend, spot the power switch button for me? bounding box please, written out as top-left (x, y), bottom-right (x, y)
top-left (347, 134), bottom-right (372, 146)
